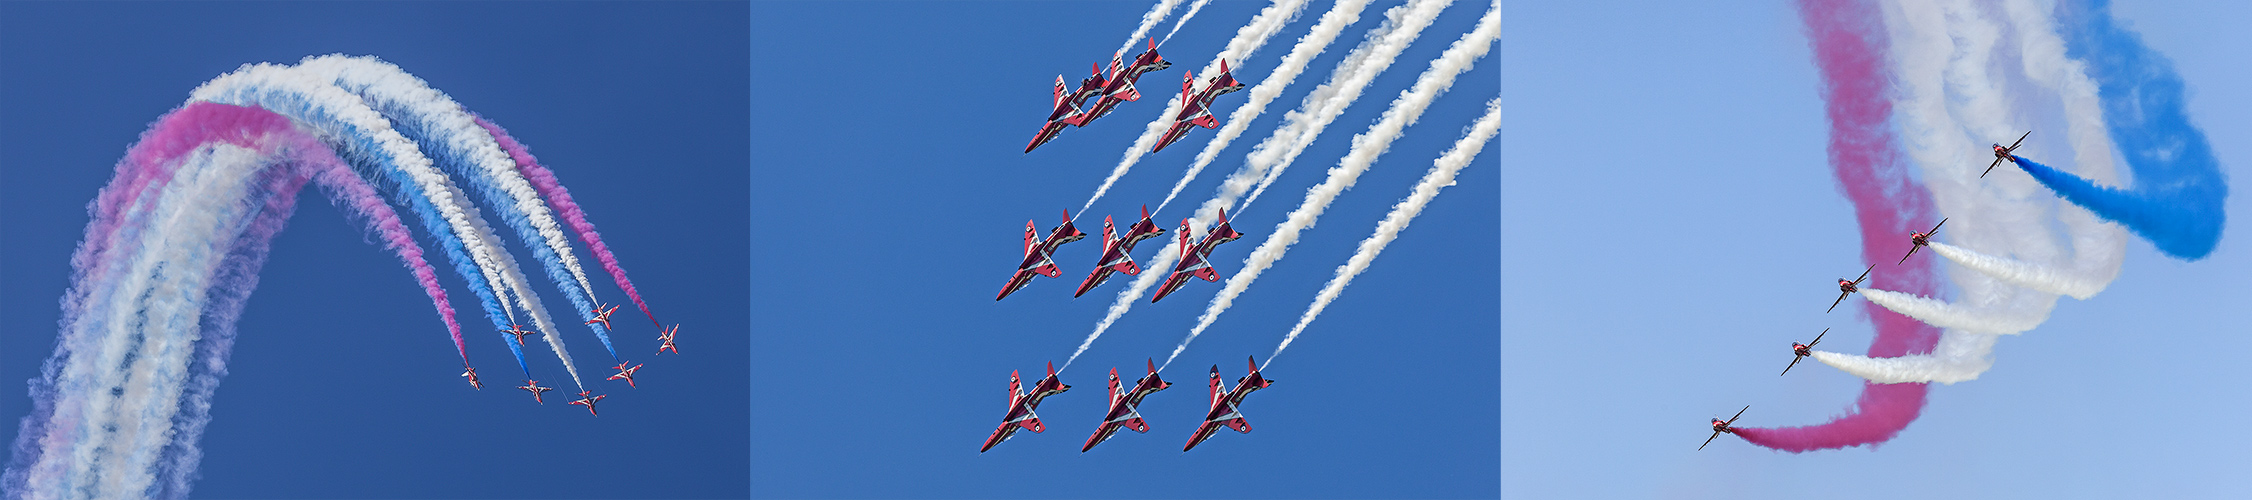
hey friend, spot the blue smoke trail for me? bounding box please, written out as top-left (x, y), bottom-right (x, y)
top-left (2039, 0), bottom-right (2229, 260)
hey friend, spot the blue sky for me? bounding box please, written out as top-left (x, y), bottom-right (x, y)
top-left (0, 2), bottom-right (747, 499)
top-left (1502, 0), bottom-right (2250, 498)
top-left (750, 1), bottom-right (1496, 498)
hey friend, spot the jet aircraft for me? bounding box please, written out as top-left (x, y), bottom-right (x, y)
top-left (1780, 328), bottom-right (1828, 376)
top-left (462, 366), bottom-right (482, 390)
top-left (608, 361), bottom-right (644, 388)
top-left (1069, 39), bottom-right (1172, 126)
top-left (518, 380), bottom-right (554, 404)
top-left (1981, 131), bottom-right (2031, 178)
top-left (568, 390), bottom-right (607, 416)
top-left (1074, 206), bottom-right (1168, 298)
top-left (1828, 265), bottom-right (1874, 313)
top-left (1027, 67), bottom-right (1110, 153)
top-left (1151, 209), bottom-right (1245, 303)
top-left (980, 362), bottom-right (1071, 453)
top-left (1700, 406), bottom-right (1748, 450)
top-left (1082, 359), bottom-right (1172, 452)
top-left (503, 324), bottom-right (539, 347)
top-left (1184, 356), bottom-right (1274, 452)
top-left (656, 324), bottom-right (680, 355)
top-left (1897, 218), bottom-right (1947, 264)
top-left (996, 211), bottom-right (1087, 301)
top-left (1152, 61), bottom-right (1247, 153)
top-left (585, 303), bottom-right (619, 331)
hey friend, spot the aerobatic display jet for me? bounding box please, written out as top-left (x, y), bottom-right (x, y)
top-left (1780, 328), bottom-right (1827, 376)
top-left (568, 390), bottom-right (607, 416)
top-left (518, 380), bottom-right (554, 404)
top-left (1828, 265), bottom-right (1874, 313)
top-left (461, 366), bottom-right (482, 390)
top-left (656, 324), bottom-right (680, 355)
top-left (585, 303), bottom-right (619, 331)
top-left (996, 211), bottom-right (1087, 301)
top-left (1151, 209), bottom-right (1245, 303)
top-left (1069, 39), bottom-right (1172, 127)
top-left (980, 361), bottom-right (1072, 453)
top-left (503, 324), bottom-right (539, 347)
top-left (1897, 218), bottom-right (1947, 264)
top-left (1027, 67), bottom-right (1109, 153)
top-left (1082, 359), bottom-right (1173, 452)
top-left (1184, 356), bottom-right (1274, 452)
top-left (1700, 406), bottom-right (1748, 450)
top-left (1981, 131), bottom-right (2031, 178)
top-left (608, 361), bottom-right (644, 388)
top-left (1074, 206), bottom-right (1168, 298)
top-left (1152, 61), bottom-right (1247, 153)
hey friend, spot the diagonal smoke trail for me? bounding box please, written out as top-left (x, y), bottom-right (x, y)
top-left (1120, 0), bottom-right (1187, 56)
top-left (1158, 0), bottom-right (1215, 47)
top-left (476, 117), bottom-right (664, 329)
top-left (1928, 241), bottom-right (2108, 299)
top-left (1267, 98), bottom-right (1496, 368)
top-left (1229, 0), bottom-right (1459, 215)
top-left (1079, 0), bottom-right (1313, 216)
top-left (1162, 2), bottom-right (1492, 371)
top-left (1154, 0), bottom-right (1379, 214)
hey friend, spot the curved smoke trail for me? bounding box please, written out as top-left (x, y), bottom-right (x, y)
top-left (1731, 0), bottom-right (1945, 453)
top-left (476, 117), bottom-right (664, 330)
top-left (6, 58), bottom-right (651, 499)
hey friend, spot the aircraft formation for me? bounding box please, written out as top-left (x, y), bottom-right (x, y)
top-left (466, 301), bottom-right (687, 417)
top-left (1701, 133), bottom-right (2029, 449)
top-left (981, 358), bottom-right (1274, 453)
top-left (1026, 39), bottom-right (1247, 154)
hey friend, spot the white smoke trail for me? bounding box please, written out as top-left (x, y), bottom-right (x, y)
top-left (1163, 3), bottom-right (1495, 371)
top-left (1812, 329), bottom-right (1997, 384)
top-left (1860, 288), bottom-right (2051, 334)
top-left (189, 63), bottom-right (589, 390)
top-left (1267, 97), bottom-right (1497, 367)
top-left (1227, 0), bottom-right (1460, 215)
top-left (1079, 0), bottom-right (1314, 216)
top-left (1929, 242), bottom-right (2110, 299)
top-left (1154, 0), bottom-right (1379, 214)
top-left (301, 55), bottom-right (601, 303)
top-left (1158, 0), bottom-right (1215, 47)
top-left (1120, 0), bottom-right (1186, 56)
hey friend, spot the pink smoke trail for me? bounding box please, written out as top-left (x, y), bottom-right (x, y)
top-left (471, 115), bottom-right (661, 329)
top-left (293, 125), bottom-right (468, 363)
top-left (1732, 0), bottom-right (1947, 452)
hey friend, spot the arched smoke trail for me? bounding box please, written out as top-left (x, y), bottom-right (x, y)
top-left (7, 58), bottom-right (649, 499)
top-left (1730, 0), bottom-right (1946, 453)
top-left (475, 117), bottom-right (665, 330)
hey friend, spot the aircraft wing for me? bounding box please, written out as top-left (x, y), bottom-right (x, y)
top-left (1898, 246), bottom-right (1920, 264)
top-left (1781, 355), bottom-right (1801, 376)
top-left (1700, 430), bottom-right (1722, 450)
top-left (1828, 291), bottom-right (1849, 313)
top-left (1983, 157), bottom-right (2004, 178)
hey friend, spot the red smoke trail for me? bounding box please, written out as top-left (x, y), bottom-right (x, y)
top-left (1733, 0), bottom-right (1947, 452)
top-left (471, 116), bottom-right (662, 329)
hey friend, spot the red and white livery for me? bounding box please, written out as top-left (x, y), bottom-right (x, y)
top-left (1701, 406), bottom-right (1748, 450)
top-left (996, 211), bottom-right (1088, 301)
top-left (568, 390), bottom-right (607, 416)
top-left (1068, 39), bottom-right (1173, 127)
top-left (518, 380), bottom-right (554, 404)
top-left (1082, 359), bottom-right (1172, 452)
top-left (656, 324), bottom-right (680, 355)
top-left (1828, 265), bottom-right (1874, 313)
top-left (585, 303), bottom-right (619, 331)
top-left (1183, 356), bottom-right (1274, 452)
top-left (502, 324), bottom-right (539, 347)
top-left (1026, 66), bottom-right (1109, 153)
top-left (608, 361), bottom-right (644, 388)
top-left (1151, 209), bottom-right (1245, 303)
top-left (461, 366), bottom-right (482, 390)
top-left (1152, 61), bottom-right (1246, 153)
top-left (979, 361), bottom-right (1072, 453)
top-left (1073, 206), bottom-right (1168, 298)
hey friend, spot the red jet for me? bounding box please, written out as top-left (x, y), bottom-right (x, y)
top-left (1700, 406), bottom-right (1748, 450)
top-left (979, 361), bottom-right (1072, 453)
top-left (568, 390), bottom-right (607, 416)
top-left (461, 366), bottom-right (482, 390)
top-left (1828, 265), bottom-right (1874, 313)
top-left (1184, 356), bottom-right (1274, 452)
top-left (656, 324), bottom-right (680, 355)
top-left (1073, 206), bottom-right (1168, 298)
top-left (585, 303), bottom-right (619, 331)
top-left (1151, 209), bottom-right (1245, 303)
top-left (1981, 131), bottom-right (2031, 178)
top-left (1152, 61), bottom-right (1247, 153)
top-left (608, 361), bottom-right (643, 388)
top-left (1897, 218), bottom-right (1947, 264)
top-left (1082, 359), bottom-right (1173, 452)
top-left (996, 211), bottom-right (1088, 301)
top-left (502, 324), bottom-right (539, 347)
top-left (1780, 328), bottom-right (1827, 376)
top-left (518, 380), bottom-right (554, 404)
top-left (1068, 39), bottom-right (1173, 127)
top-left (1027, 67), bottom-right (1110, 153)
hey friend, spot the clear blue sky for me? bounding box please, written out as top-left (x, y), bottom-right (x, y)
top-left (749, 1), bottom-right (1496, 498)
top-left (0, 2), bottom-right (748, 498)
top-left (1502, 0), bottom-right (2250, 498)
